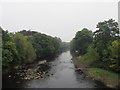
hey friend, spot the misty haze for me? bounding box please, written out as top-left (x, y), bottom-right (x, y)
top-left (1, 1), bottom-right (119, 89)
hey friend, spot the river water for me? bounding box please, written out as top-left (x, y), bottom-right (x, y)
top-left (3, 51), bottom-right (106, 88)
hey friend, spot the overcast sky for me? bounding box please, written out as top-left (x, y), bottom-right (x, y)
top-left (1, 1), bottom-right (118, 42)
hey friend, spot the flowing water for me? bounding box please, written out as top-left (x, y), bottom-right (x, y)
top-left (3, 51), bottom-right (106, 88)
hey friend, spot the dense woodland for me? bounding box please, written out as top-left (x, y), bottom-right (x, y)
top-left (1, 28), bottom-right (69, 73)
top-left (70, 19), bottom-right (120, 73)
top-left (1, 19), bottom-right (120, 75)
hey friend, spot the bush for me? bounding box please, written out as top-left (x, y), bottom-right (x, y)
top-left (85, 45), bottom-right (100, 66)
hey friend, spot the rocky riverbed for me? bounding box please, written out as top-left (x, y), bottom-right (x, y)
top-left (3, 51), bottom-right (109, 88)
top-left (7, 60), bottom-right (53, 81)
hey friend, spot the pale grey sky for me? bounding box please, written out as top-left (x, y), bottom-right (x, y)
top-left (1, 2), bottom-right (118, 42)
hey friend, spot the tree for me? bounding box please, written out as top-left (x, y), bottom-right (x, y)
top-left (93, 19), bottom-right (119, 68)
top-left (85, 45), bottom-right (100, 66)
top-left (2, 28), bottom-right (11, 43)
top-left (1, 27), bottom-right (18, 68)
top-left (94, 19), bottom-right (119, 51)
top-left (53, 37), bottom-right (62, 53)
top-left (2, 41), bottom-right (18, 68)
top-left (13, 33), bottom-right (36, 64)
top-left (18, 30), bottom-right (37, 36)
top-left (71, 28), bottom-right (93, 55)
top-left (29, 33), bottom-right (62, 60)
top-left (108, 40), bottom-right (120, 72)
top-left (70, 19), bottom-right (119, 73)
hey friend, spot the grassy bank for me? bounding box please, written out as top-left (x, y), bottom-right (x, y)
top-left (73, 56), bottom-right (119, 89)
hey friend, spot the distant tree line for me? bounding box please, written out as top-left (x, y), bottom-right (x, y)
top-left (70, 19), bottom-right (120, 73)
top-left (61, 42), bottom-right (70, 52)
top-left (1, 28), bottom-right (68, 73)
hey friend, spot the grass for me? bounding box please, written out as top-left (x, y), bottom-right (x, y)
top-left (89, 68), bottom-right (119, 79)
top-left (73, 56), bottom-right (119, 88)
top-left (76, 56), bottom-right (119, 79)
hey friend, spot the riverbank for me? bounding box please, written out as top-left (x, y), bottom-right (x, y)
top-left (3, 51), bottom-right (101, 88)
top-left (3, 60), bottom-right (51, 81)
top-left (72, 56), bottom-right (120, 89)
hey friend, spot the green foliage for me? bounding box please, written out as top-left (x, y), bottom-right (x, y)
top-left (94, 19), bottom-right (119, 42)
top-left (76, 45), bottom-right (99, 66)
top-left (93, 19), bottom-right (119, 71)
top-left (94, 19), bottom-right (119, 57)
top-left (71, 19), bottom-right (120, 73)
top-left (52, 37), bottom-right (62, 54)
top-left (2, 41), bottom-right (18, 68)
top-left (29, 33), bottom-right (61, 60)
top-left (2, 29), bottom-right (11, 43)
top-left (108, 40), bottom-right (120, 72)
top-left (85, 45), bottom-right (99, 66)
top-left (13, 33), bottom-right (36, 64)
top-left (2, 27), bottom-right (19, 69)
top-left (70, 28), bottom-right (93, 55)
top-left (2, 28), bottom-right (63, 73)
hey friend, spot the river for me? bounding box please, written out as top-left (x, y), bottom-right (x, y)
top-left (3, 51), bottom-right (106, 88)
